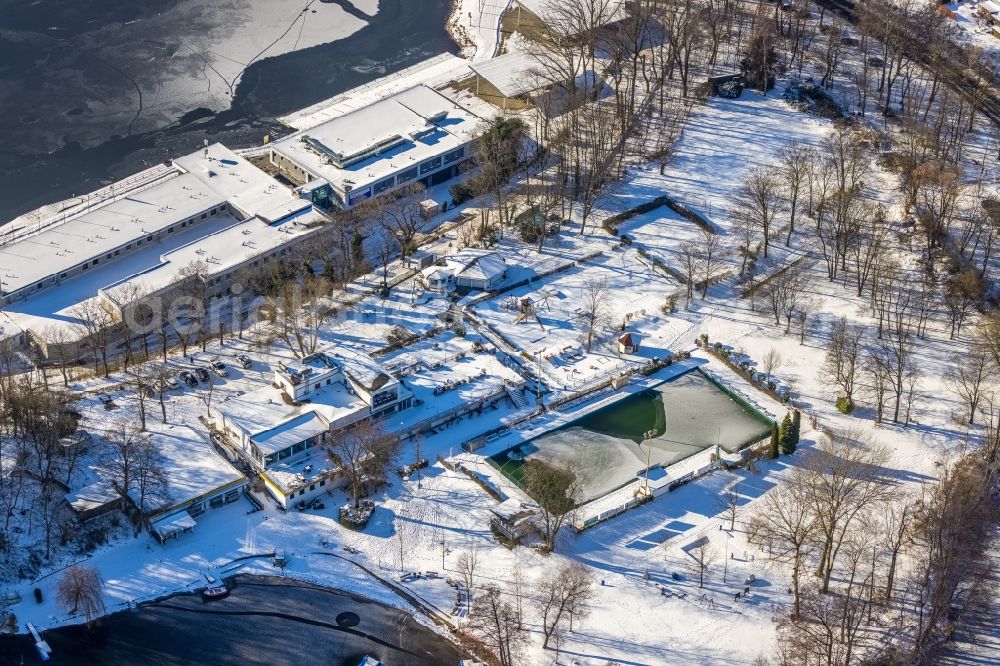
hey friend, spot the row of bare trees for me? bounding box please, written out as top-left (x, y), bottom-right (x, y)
top-left (752, 429), bottom-right (999, 665)
top-left (467, 561), bottom-right (595, 664)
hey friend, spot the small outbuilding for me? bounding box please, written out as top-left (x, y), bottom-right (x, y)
top-left (618, 332), bottom-right (639, 354)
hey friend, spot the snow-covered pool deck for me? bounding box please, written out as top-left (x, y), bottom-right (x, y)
top-left (457, 349), bottom-right (787, 528)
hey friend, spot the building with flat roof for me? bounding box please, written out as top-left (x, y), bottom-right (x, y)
top-left (268, 84), bottom-right (485, 208)
top-left (0, 143), bottom-right (328, 359)
top-left (214, 348), bottom-right (411, 508)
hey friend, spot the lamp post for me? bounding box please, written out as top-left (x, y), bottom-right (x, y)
top-left (642, 429), bottom-right (656, 496)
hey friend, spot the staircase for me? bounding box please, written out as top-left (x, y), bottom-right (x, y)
top-left (505, 382), bottom-right (529, 410)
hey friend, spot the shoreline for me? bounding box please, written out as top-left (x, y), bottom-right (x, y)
top-left (0, 573), bottom-right (469, 664)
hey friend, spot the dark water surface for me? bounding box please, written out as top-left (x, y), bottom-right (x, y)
top-left (0, 0), bottom-right (457, 224)
top-left (0, 577), bottom-right (466, 665)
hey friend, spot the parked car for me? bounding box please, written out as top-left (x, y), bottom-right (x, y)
top-left (234, 353), bottom-right (253, 369)
top-left (180, 371), bottom-right (199, 388)
top-left (310, 498), bottom-right (325, 510)
top-left (165, 376), bottom-right (182, 390)
top-left (140, 384), bottom-right (155, 399)
top-left (210, 360), bottom-right (229, 378)
top-left (96, 393), bottom-right (114, 407)
top-left (194, 368), bottom-right (211, 383)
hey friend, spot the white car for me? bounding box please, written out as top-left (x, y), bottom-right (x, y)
top-left (210, 360), bottom-right (229, 378)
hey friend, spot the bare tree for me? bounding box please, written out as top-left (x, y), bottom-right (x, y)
top-left (535, 563), bottom-right (595, 649)
top-left (907, 453), bottom-right (998, 660)
top-left (456, 546), bottom-right (480, 599)
top-left (56, 564), bottom-right (105, 626)
top-left (688, 540), bottom-right (715, 589)
top-left (521, 459), bottom-right (579, 551)
top-left (778, 142), bottom-right (815, 245)
top-left (468, 584), bottom-right (527, 666)
top-left (793, 430), bottom-right (893, 593)
top-left (718, 477), bottom-right (741, 531)
top-left (761, 348), bottom-right (783, 385)
top-left (578, 277), bottom-right (611, 353)
top-left (70, 299), bottom-right (118, 377)
top-left (40, 325), bottom-right (75, 387)
top-left (945, 346), bottom-right (994, 425)
top-left (823, 317), bottom-right (864, 411)
top-left (322, 420), bottom-right (398, 508)
top-left (371, 183), bottom-right (427, 260)
top-left (732, 167), bottom-right (781, 259)
top-left (697, 229), bottom-right (726, 298)
top-left (99, 419), bottom-right (162, 530)
top-left (747, 484), bottom-right (816, 617)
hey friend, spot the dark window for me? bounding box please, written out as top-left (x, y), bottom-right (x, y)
top-left (373, 177), bottom-right (395, 195)
top-left (201, 213), bottom-right (207, 220)
top-left (168, 227), bottom-right (174, 233)
top-left (309, 484), bottom-right (315, 491)
top-left (396, 166), bottom-right (419, 184)
top-left (419, 156), bottom-right (443, 175)
top-left (444, 147), bottom-right (465, 164)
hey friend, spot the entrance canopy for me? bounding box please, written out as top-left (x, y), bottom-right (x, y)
top-left (151, 512), bottom-right (197, 543)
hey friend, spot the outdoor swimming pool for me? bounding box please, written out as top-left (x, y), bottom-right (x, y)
top-left (490, 369), bottom-right (772, 503)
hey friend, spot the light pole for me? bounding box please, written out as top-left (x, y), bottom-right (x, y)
top-left (642, 429), bottom-right (656, 496)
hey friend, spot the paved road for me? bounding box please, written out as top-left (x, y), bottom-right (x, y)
top-left (0, 577), bottom-right (467, 665)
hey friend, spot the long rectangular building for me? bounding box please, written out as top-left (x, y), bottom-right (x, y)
top-left (0, 143), bottom-right (326, 357)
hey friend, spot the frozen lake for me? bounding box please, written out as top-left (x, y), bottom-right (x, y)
top-left (0, 0), bottom-right (456, 223)
top-left (494, 370), bottom-right (772, 502)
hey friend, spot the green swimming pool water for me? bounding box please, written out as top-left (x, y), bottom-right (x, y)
top-left (490, 369), bottom-right (772, 502)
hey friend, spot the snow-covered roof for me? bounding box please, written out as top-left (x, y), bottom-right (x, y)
top-left (469, 51), bottom-right (542, 98)
top-left (0, 144), bottom-right (306, 299)
top-left (253, 412), bottom-right (330, 456)
top-left (66, 480), bottom-right (119, 513)
top-left (980, 0), bottom-right (1000, 15)
top-left (0, 171), bottom-right (221, 297)
top-left (219, 381), bottom-right (365, 443)
top-left (421, 249), bottom-right (509, 288)
top-left (270, 85), bottom-right (484, 194)
top-left (515, 0), bottom-right (627, 26)
top-left (279, 53), bottom-right (475, 132)
top-left (140, 427), bottom-right (245, 517)
top-left (102, 210), bottom-right (322, 304)
top-left (150, 512), bottom-right (196, 539)
top-left (173, 143), bottom-right (312, 223)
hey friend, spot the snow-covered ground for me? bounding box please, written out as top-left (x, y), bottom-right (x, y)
top-left (945, 1), bottom-right (1000, 74)
top-left (4, 0), bottom-right (997, 658)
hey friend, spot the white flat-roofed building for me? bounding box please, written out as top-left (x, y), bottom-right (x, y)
top-left (0, 143), bottom-right (327, 359)
top-left (268, 84), bottom-right (485, 208)
top-left (214, 348), bottom-right (411, 507)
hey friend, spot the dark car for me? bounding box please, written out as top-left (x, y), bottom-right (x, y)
top-left (195, 368), bottom-right (211, 383)
top-left (180, 371), bottom-right (198, 387)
